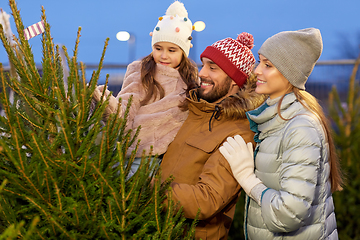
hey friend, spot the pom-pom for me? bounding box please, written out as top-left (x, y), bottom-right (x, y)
top-left (170, 16), bottom-right (174, 20)
top-left (156, 27), bottom-right (160, 31)
top-left (192, 26), bottom-right (195, 31)
top-left (237, 32), bottom-right (254, 50)
top-left (166, 1), bottom-right (188, 17)
top-left (175, 27), bottom-right (180, 32)
top-left (159, 17), bottom-right (163, 21)
top-left (149, 32), bottom-right (153, 36)
top-left (190, 43), bottom-right (193, 48)
top-left (188, 36), bottom-right (193, 40)
top-left (184, 17), bottom-right (188, 22)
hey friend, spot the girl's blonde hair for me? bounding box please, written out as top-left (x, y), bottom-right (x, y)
top-left (277, 87), bottom-right (343, 192)
top-left (139, 52), bottom-right (198, 109)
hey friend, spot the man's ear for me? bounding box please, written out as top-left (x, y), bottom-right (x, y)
top-left (230, 80), bottom-right (240, 92)
top-left (230, 79), bottom-right (238, 87)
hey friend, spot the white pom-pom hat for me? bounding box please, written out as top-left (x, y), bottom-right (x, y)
top-left (150, 1), bottom-right (194, 56)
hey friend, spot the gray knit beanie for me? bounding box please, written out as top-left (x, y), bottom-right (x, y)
top-left (258, 28), bottom-right (323, 90)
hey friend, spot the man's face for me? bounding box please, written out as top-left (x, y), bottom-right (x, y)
top-left (198, 57), bottom-right (234, 103)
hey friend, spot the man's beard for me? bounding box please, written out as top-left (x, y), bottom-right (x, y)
top-left (198, 77), bottom-right (233, 103)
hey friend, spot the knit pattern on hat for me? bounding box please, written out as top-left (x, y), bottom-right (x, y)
top-left (200, 32), bottom-right (256, 88)
top-left (151, 1), bottom-right (193, 56)
top-left (258, 28), bottom-right (323, 90)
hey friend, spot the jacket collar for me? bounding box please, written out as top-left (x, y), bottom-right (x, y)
top-left (246, 93), bottom-right (301, 140)
top-left (247, 93), bottom-right (297, 124)
top-left (188, 89), bottom-right (219, 112)
top-left (188, 89), bottom-right (222, 131)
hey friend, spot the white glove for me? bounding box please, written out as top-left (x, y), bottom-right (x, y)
top-left (219, 135), bottom-right (261, 196)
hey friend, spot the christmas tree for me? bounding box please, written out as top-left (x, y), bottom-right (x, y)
top-left (0, 0), bottom-right (196, 239)
top-left (329, 52), bottom-right (360, 239)
top-left (0, 180), bottom-right (39, 239)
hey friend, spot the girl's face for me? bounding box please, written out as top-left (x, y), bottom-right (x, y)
top-left (152, 42), bottom-right (183, 69)
top-left (254, 54), bottom-right (292, 99)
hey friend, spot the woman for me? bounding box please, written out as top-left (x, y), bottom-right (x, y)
top-left (220, 28), bottom-right (343, 239)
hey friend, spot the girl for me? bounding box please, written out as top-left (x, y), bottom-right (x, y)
top-left (93, 1), bottom-right (198, 176)
top-left (220, 28), bottom-right (343, 239)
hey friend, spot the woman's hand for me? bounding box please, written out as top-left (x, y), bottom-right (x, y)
top-left (219, 135), bottom-right (261, 195)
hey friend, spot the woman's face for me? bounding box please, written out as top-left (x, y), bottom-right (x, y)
top-left (152, 42), bottom-right (183, 69)
top-left (254, 54), bottom-right (292, 99)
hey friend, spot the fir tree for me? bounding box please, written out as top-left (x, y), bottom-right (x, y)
top-left (329, 53), bottom-right (360, 239)
top-left (0, 0), bottom-right (197, 239)
top-left (0, 180), bottom-right (39, 240)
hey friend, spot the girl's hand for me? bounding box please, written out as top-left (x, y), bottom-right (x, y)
top-left (92, 85), bottom-right (120, 121)
top-left (93, 85), bottom-right (111, 102)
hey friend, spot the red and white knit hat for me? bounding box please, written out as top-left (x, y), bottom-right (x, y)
top-left (200, 32), bottom-right (255, 88)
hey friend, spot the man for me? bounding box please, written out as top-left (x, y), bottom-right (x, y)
top-left (160, 32), bottom-right (265, 239)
